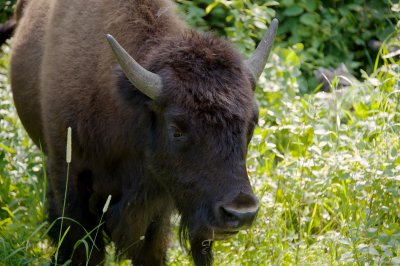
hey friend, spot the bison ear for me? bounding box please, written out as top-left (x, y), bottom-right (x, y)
top-left (245, 18), bottom-right (278, 81)
top-left (106, 34), bottom-right (163, 100)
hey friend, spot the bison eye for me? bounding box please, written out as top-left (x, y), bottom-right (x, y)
top-left (169, 124), bottom-right (185, 141)
top-left (173, 130), bottom-right (183, 138)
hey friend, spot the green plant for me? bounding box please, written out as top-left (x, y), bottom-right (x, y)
top-left (178, 0), bottom-right (398, 92)
top-left (177, 0), bottom-right (278, 54)
top-left (275, 0), bottom-right (398, 91)
top-left (0, 46), bottom-right (52, 264)
top-left (0, 0), bottom-right (15, 23)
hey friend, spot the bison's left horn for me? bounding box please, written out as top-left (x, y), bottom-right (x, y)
top-left (106, 34), bottom-right (162, 100)
top-left (245, 18), bottom-right (279, 80)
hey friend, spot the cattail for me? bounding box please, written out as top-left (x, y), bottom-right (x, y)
top-left (103, 195), bottom-right (112, 213)
top-left (66, 127), bottom-right (72, 163)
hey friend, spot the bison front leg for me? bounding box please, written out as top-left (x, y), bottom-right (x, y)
top-left (107, 196), bottom-right (173, 265)
top-left (134, 212), bottom-right (172, 265)
top-left (190, 237), bottom-right (214, 266)
top-left (47, 157), bottom-right (105, 265)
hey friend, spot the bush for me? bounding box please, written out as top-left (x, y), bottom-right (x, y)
top-left (275, 0), bottom-right (398, 91)
top-left (0, 1), bottom-right (15, 23)
top-left (178, 0), bottom-right (398, 92)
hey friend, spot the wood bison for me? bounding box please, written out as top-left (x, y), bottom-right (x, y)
top-left (8, 0), bottom-right (277, 265)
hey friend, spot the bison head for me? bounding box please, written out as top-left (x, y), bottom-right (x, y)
top-left (107, 19), bottom-right (278, 265)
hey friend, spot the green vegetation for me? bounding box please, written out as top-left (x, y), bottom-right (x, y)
top-left (178, 0), bottom-right (398, 92)
top-left (0, 47), bottom-right (52, 264)
top-left (275, 0), bottom-right (395, 89)
top-left (0, 1), bottom-right (14, 23)
top-left (1, 1), bottom-right (400, 265)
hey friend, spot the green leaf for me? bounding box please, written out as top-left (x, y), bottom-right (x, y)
top-left (281, 0), bottom-right (294, 6)
top-left (283, 5), bottom-right (304, 17)
top-left (205, 1), bottom-right (220, 14)
top-left (299, 13), bottom-right (319, 26)
top-left (0, 143), bottom-right (15, 154)
top-left (353, 102), bottom-right (370, 118)
top-left (292, 43), bottom-right (304, 51)
top-left (254, 21), bottom-right (267, 29)
top-left (303, 0), bottom-right (319, 12)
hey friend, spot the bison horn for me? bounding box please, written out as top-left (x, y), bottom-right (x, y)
top-left (245, 18), bottom-right (279, 80)
top-left (106, 34), bottom-right (162, 100)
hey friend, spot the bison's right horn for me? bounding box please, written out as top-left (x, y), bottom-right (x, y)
top-left (106, 34), bottom-right (162, 100)
top-left (245, 18), bottom-right (279, 80)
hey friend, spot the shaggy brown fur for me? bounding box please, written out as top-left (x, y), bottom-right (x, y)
top-left (10, 0), bottom-right (261, 265)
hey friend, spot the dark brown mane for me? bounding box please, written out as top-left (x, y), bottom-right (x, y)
top-left (147, 32), bottom-right (255, 123)
top-left (102, 0), bottom-right (186, 61)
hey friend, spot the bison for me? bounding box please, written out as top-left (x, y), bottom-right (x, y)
top-left (9, 0), bottom-right (277, 265)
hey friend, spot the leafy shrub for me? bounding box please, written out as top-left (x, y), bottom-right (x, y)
top-left (0, 0), bottom-right (15, 23)
top-left (178, 0), bottom-right (398, 92)
top-left (177, 0), bottom-right (278, 54)
top-left (275, 0), bottom-right (398, 91)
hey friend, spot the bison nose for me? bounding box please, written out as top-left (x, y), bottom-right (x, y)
top-left (218, 192), bottom-right (259, 230)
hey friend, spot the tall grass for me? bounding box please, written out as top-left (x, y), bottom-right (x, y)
top-left (0, 46), bottom-right (52, 264)
top-left (54, 127), bottom-right (72, 264)
top-left (1, 27), bottom-right (400, 266)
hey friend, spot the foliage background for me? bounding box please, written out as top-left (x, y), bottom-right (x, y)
top-left (177, 0), bottom-right (397, 92)
top-left (1, 0), bottom-right (400, 265)
top-left (0, 0), bottom-right (14, 24)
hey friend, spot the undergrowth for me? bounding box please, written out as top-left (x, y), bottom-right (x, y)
top-left (1, 19), bottom-right (400, 266)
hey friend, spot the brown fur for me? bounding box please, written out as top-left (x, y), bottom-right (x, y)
top-left (10, 0), bottom-right (260, 265)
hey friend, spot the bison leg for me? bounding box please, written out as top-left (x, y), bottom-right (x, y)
top-left (190, 238), bottom-right (214, 266)
top-left (47, 157), bottom-right (105, 265)
top-left (133, 212), bottom-right (172, 265)
top-left (107, 196), bottom-right (173, 265)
